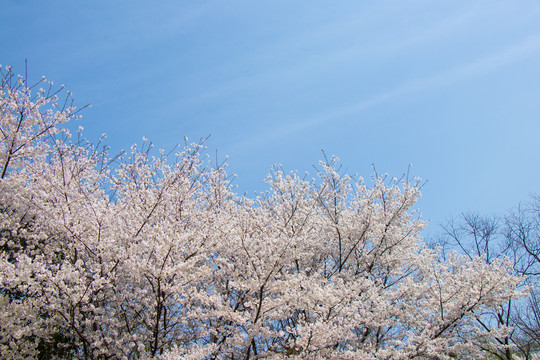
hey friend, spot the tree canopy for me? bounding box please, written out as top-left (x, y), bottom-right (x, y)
top-left (0, 66), bottom-right (525, 359)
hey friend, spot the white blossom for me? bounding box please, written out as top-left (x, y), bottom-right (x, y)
top-left (0, 68), bottom-right (525, 359)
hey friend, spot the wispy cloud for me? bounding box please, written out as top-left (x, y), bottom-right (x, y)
top-left (233, 33), bottom-right (540, 151)
top-left (181, 3), bottom-right (480, 106)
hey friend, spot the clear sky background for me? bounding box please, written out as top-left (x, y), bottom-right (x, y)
top-left (2, 0), bottom-right (540, 236)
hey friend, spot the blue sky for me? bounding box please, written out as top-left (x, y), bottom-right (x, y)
top-left (2, 0), bottom-right (540, 234)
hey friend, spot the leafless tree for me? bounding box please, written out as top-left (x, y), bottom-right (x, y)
top-left (504, 199), bottom-right (540, 358)
top-left (440, 197), bottom-right (540, 359)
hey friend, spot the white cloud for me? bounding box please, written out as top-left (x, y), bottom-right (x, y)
top-left (233, 32), bottom-right (540, 151)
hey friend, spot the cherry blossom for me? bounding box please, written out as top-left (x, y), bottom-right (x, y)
top-left (0, 67), bottom-right (525, 359)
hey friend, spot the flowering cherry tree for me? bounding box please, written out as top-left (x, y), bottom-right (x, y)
top-left (0, 66), bottom-right (525, 359)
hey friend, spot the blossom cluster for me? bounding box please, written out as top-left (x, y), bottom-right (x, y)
top-left (0, 67), bottom-right (524, 359)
